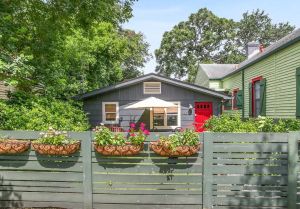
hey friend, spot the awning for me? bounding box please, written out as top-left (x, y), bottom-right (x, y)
top-left (125, 97), bottom-right (177, 109)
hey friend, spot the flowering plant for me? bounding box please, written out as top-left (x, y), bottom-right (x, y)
top-left (94, 126), bottom-right (126, 146)
top-left (158, 129), bottom-right (198, 151)
top-left (128, 123), bottom-right (150, 145)
top-left (33, 127), bottom-right (78, 145)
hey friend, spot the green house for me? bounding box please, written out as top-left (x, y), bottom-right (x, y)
top-left (195, 28), bottom-right (300, 118)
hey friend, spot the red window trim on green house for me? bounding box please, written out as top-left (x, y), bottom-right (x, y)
top-left (249, 76), bottom-right (266, 117)
top-left (232, 88), bottom-right (239, 110)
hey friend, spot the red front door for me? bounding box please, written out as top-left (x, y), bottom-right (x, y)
top-left (194, 102), bottom-right (213, 132)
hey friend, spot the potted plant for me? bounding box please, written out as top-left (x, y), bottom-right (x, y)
top-left (94, 123), bottom-right (149, 156)
top-left (150, 129), bottom-right (201, 157)
top-left (0, 137), bottom-right (30, 154)
top-left (32, 127), bottom-right (80, 155)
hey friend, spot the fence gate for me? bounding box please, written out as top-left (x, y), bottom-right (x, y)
top-left (91, 133), bottom-right (204, 209)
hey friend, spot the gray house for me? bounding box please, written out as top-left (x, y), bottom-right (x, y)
top-left (76, 73), bottom-right (230, 131)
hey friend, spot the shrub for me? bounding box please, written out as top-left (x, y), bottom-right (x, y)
top-left (204, 114), bottom-right (300, 132)
top-left (33, 127), bottom-right (78, 145)
top-left (0, 93), bottom-right (89, 131)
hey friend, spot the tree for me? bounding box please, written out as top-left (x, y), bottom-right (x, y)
top-left (155, 8), bottom-right (295, 81)
top-left (0, 0), bottom-right (150, 98)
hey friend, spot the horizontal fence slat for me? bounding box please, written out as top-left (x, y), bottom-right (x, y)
top-left (213, 196), bottom-right (287, 207)
top-left (0, 160), bottom-right (83, 172)
top-left (208, 132), bottom-right (288, 142)
top-left (213, 144), bottom-right (288, 152)
top-left (212, 165), bottom-right (288, 175)
top-left (0, 171), bottom-right (83, 182)
top-left (213, 176), bottom-right (288, 185)
top-left (93, 193), bottom-right (202, 205)
top-left (0, 201), bottom-right (83, 209)
top-left (92, 204), bottom-right (201, 209)
top-left (0, 191), bottom-right (83, 202)
top-left (93, 189), bottom-right (202, 195)
top-left (92, 164), bottom-right (202, 174)
top-left (93, 173), bottom-right (202, 183)
top-left (213, 153), bottom-right (288, 159)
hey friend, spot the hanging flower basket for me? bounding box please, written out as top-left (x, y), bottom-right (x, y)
top-left (32, 141), bottom-right (81, 156)
top-left (150, 141), bottom-right (201, 157)
top-left (94, 142), bottom-right (143, 156)
top-left (0, 140), bottom-right (31, 154)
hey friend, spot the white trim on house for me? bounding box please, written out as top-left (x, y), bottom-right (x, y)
top-left (143, 82), bottom-right (161, 94)
top-left (102, 102), bottom-right (119, 124)
top-left (150, 101), bottom-right (181, 130)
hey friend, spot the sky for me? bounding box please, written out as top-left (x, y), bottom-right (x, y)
top-left (123, 0), bottom-right (300, 74)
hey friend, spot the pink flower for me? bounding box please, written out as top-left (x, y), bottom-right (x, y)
top-left (143, 129), bottom-right (150, 135)
top-left (130, 123), bottom-right (136, 129)
top-left (140, 122), bottom-right (146, 131)
top-left (130, 133), bottom-right (136, 137)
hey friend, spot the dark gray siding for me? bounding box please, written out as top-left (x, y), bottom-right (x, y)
top-left (83, 78), bottom-right (222, 130)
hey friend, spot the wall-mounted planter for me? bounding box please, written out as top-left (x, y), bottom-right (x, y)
top-left (94, 143), bottom-right (143, 156)
top-left (150, 141), bottom-right (201, 157)
top-left (0, 140), bottom-right (30, 154)
top-left (32, 142), bottom-right (81, 155)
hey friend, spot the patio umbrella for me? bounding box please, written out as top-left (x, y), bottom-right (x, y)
top-left (125, 97), bottom-right (177, 109)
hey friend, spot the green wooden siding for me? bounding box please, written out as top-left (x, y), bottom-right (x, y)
top-left (208, 80), bottom-right (222, 90)
top-left (243, 41), bottom-right (300, 118)
top-left (222, 72), bottom-right (243, 116)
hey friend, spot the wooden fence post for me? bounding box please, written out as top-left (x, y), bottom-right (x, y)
top-left (81, 131), bottom-right (93, 209)
top-left (288, 132), bottom-right (299, 209)
top-left (202, 132), bottom-right (213, 209)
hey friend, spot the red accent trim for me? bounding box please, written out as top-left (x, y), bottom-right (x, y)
top-left (251, 76), bottom-right (263, 117)
top-left (232, 88), bottom-right (239, 110)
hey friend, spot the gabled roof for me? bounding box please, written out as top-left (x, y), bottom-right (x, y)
top-left (198, 64), bottom-right (237, 79)
top-left (75, 73), bottom-right (231, 100)
top-left (223, 28), bottom-right (300, 78)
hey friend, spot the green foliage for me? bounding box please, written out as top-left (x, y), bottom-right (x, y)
top-left (0, 0), bottom-right (149, 98)
top-left (155, 8), bottom-right (295, 81)
top-left (204, 114), bottom-right (300, 133)
top-left (94, 126), bottom-right (126, 146)
top-left (94, 123), bottom-right (150, 146)
top-left (159, 129), bottom-right (199, 151)
top-left (204, 114), bottom-right (257, 132)
top-left (0, 93), bottom-right (89, 131)
top-left (33, 127), bottom-right (78, 145)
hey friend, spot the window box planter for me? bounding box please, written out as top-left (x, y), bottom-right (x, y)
top-left (32, 141), bottom-right (81, 155)
top-left (150, 141), bottom-right (201, 157)
top-left (0, 140), bottom-right (31, 154)
top-left (94, 142), bottom-right (143, 156)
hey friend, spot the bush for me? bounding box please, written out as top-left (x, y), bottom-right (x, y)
top-left (204, 114), bottom-right (300, 133)
top-left (0, 93), bottom-right (89, 131)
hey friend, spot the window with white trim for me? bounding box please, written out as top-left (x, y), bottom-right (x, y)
top-left (143, 82), bottom-right (161, 94)
top-left (102, 102), bottom-right (119, 123)
top-left (152, 102), bottom-right (180, 128)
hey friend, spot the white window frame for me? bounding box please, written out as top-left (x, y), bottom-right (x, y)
top-left (150, 101), bottom-right (181, 130)
top-left (143, 82), bottom-right (161, 94)
top-left (102, 102), bottom-right (119, 124)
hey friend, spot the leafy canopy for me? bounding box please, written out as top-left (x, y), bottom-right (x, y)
top-left (0, 0), bottom-right (150, 98)
top-left (155, 8), bottom-right (295, 81)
